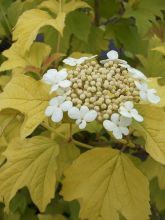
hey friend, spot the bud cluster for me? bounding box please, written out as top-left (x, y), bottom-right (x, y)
top-left (66, 60), bottom-right (140, 122)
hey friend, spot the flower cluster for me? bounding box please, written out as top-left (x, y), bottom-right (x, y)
top-left (42, 50), bottom-right (160, 139)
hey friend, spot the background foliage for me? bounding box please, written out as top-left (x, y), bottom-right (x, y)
top-left (0, 0), bottom-right (165, 219)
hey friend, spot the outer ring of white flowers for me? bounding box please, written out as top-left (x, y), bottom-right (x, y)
top-left (42, 50), bottom-right (161, 139)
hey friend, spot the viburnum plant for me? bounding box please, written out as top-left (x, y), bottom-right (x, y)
top-left (0, 0), bottom-right (165, 220)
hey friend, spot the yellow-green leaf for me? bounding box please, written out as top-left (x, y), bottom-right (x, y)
top-left (0, 75), bottom-right (11, 89)
top-left (13, 9), bottom-right (65, 53)
top-left (0, 42), bottom-right (51, 72)
top-left (147, 77), bottom-right (165, 107)
top-left (63, 0), bottom-right (91, 14)
top-left (39, 0), bottom-right (91, 15)
top-left (141, 157), bottom-right (165, 189)
top-left (0, 74), bottom-right (51, 138)
top-left (61, 148), bottom-right (150, 220)
top-left (0, 136), bottom-right (59, 212)
top-left (134, 105), bottom-right (165, 165)
top-left (0, 109), bottom-right (22, 144)
top-left (39, 0), bottom-right (59, 14)
top-left (56, 137), bottom-right (80, 180)
top-left (152, 45), bottom-right (165, 55)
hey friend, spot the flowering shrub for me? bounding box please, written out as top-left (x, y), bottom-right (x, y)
top-left (0, 0), bottom-right (165, 220)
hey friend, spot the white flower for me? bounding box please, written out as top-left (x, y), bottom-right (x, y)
top-left (135, 81), bottom-right (160, 104)
top-left (42, 68), bottom-right (71, 93)
top-left (127, 67), bottom-right (147, 80)
top-left (119, 101), bottom-right (143, 122)
top-left (100, 50), bottom-right (127, 64)
top-left (45, 96), bottom-right (73, 122)
top-left (68, 106), bottom-right (97, 129)
top-left (63, 55), bottom-right (97, 66)
top-left (103, 113), bottom-right (132, 139)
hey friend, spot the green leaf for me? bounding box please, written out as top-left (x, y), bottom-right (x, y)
top-left (149, 178), bottom-right (165, 212)
top-left (124, 0), bottom-right (165, 35)
top-left (0, 74), bottom-right (51, 138)
top-left (71, 26), bottom-right (109, 53)
top-left (105, 19), bottom-right (148, 55)
top-left (133, 105), bottom-right (165, 165)
top-left (0, 136), bottom-right (59, 212)
top-left (61, 148), bottom-right (150, 220)
top-left (137, 36), bottom-right (165, 77)
top-left (98, 0), bottom-right (121, 19)
top-left (38, 214), bottom-right (67, 220)
top-left (66, 11), bottom-right (91, 42)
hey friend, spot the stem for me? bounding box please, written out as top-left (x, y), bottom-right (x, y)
top-left (41, 122), bottom-right (65, 139)
top-left (94, 0), bottom-right (100, 26)
top-left (56, 33), bottom-right (61, 53)
top-left (42, 122), bottom-right (94, 149)
top-left (68, 123), bottom-right (72, 142)
top-left (55, 0), bottom-right (62, 53)
top-left (72, 139), bottom-right (94, 149)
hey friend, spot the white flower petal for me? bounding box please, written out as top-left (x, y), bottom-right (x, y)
top-left (111, 113), bottom-right (120, 124)
top-left (45, 106), bottom-right (54, 116)
top-left (100, 59), bottom-right (109, 64)
top-left (56, 96), bottom-right (66, 104)
top-left (128, 67), bottom-right (147, 80)
top-left (147, 89), bottom-right (160, 104)
top-left (56, 69), bottom-right (68, 81)
top-left (60, 101), bottom-right (73, 111)
top-left (76, 119), bottom-right (81, 125)
top-left (49, 97), bottom-right (59, 106)
top-left (80, 106), bottom-right (89, 118)
top-left (63, 57), bottom-right (77, 66)
top-left (59, 80), bottom-right (71, 88)
top-left (134, 81), bottom-right (143, 90)
top-left (84, 110), bottom-right (97, 122)
top-left (120, 127), bottom-right (129, 135)
top-left (107, 50), bottom-right (119, 60)
top-left (78, 57), bottom-right (88, 64)
top-left (42, 69), bottom-right (58, 84)
top-left (79, 120), bottom-right (87, 129)
top-left (51, 107), bottom-right (63, 122)
top-left (88, 55), bottom-right (97, 60)
top-left (50, 84), bottom-right (59, 93)
top-left (119, 116), bottom-right (132, 127)
top-left (119, 106), bottom-right (132, 118)
top-left (139, 90), bottom-right (148, 101)
top-left (117, 59), bottom-right (127, 64)
top-left (113, 127), bottom-right (123, 139)
top-left (119, 63), bottom-right (130, 69)
top-left (124, 101), bottom-right (133, 110)
top-left (131, 109), bottom-right (143, 122)
top-left (68, 107), bottom-right (80, 119)
top-left (103, 120), bottom-right (116, 131)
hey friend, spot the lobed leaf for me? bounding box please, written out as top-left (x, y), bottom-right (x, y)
top-left (61, 147), bottom-right (150, 220)
top-left (13, 9), bottom-right (65, 53)
top-left (0, 136), bottom-right (59, 212)
top-left (134, 105), bottom-right (165, 165)
top-left (0, 74), bottom-right (51, 138)
top-left (0, 42), bottom-right (51, 72)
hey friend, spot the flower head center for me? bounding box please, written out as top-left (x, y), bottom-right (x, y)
top-left (66, 59), bottom-right (140, 122)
